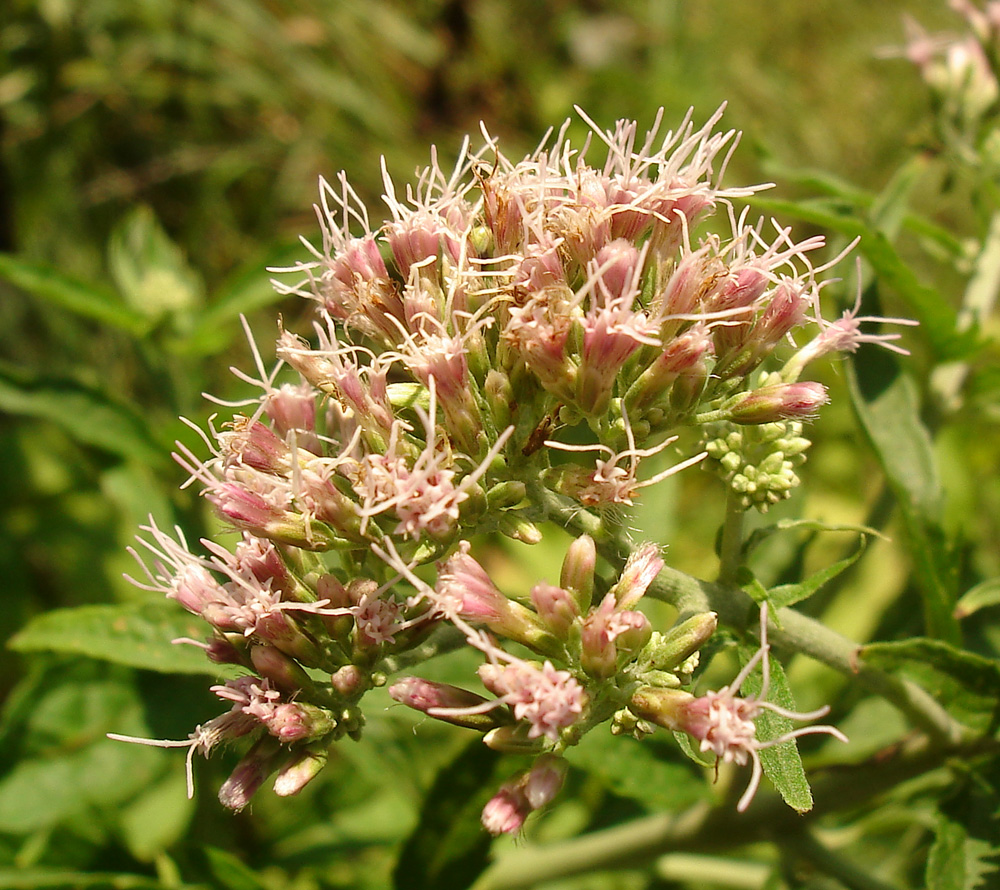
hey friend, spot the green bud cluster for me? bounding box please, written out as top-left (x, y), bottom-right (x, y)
top-left (702, 418), bottom-right (812, 512)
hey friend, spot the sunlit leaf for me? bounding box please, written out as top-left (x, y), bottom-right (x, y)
top-left (107, 206), bottom-right (204, 319)
top-left (9, 602), bottom-right (239, 677)
top-left (0, 253), bottom-right (150, 336)
top-left (0, 362), bottom-right (165, 466)
top-left (738, 647), bottom-right (814, 813)
top-left (847, 350), bottom-right (959, 642)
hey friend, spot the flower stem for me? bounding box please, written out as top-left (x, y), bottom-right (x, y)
top-left (717, 490), bottom-right (746, 586)
top-left (527, 481), bottom-right (964, 743)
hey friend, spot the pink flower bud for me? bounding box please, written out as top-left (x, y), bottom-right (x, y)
top-left (523, 754), bottom-right (568, 809)
top-left (481, 784), bottom-right (530, 836)
top-left (530, 583), bottom-right (580, 638)
top-left (728, 382), bottom-right (829, 424)
top-left (218, 736), bottom-right (283, 811)
top-left (560, 534), bottom-right (597, 611)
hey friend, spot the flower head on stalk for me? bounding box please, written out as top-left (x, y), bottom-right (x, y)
top-left (631, 604), bottom-right (847, 811)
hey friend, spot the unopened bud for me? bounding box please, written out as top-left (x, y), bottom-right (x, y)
top-left (530, 583), bottom-right (580, 638)
top-left (218, 736), bottom-right (283, 811)
top-left (727, 382), bottom-right (828, 425)
top-left (560, 534), bottom-right (597, 611)
top-left (331, 664), bottom-right (368, 698)
top-left (628, 686), bottom-right (696, 732)
top-left (483, 724), bottom-right (548, 754)
top-left (273, 746), bottom-right (328, 797)
top-left (640, 612), bottom-right (718, 673)
top-left (250, 645), bottom-right (314, 695)
top-left (389, 677), bottom-right (508, 731)
top-left (523, 754), bottom-right (568, 809)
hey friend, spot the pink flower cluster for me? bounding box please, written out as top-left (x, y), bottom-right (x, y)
top-left (110, 106), bottom-right (894, 825)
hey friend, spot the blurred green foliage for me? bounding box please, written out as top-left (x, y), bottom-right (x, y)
top-left (1, 1), bottom-right (999, 888)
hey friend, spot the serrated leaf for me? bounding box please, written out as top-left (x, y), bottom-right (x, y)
top-left (927, 815), bottom-right (999, 890)
top-left (108, 206), bottom-right (204, 318)
top-left (860, 639), bottom-right (1000, 733)
top-left (9, 602), bottom-right (239, 677)
top-left (567, 731), bottom-right (709, 810)
top-left (0, 253), bottom-right (150, 335)
top-left (0, 362), bottom-right (165, 465)
top-left (393, 740), bottom-right (503, 890)
top-left (738, 647), bottom-right (814, 813)
top-left (954, 578), bottom-right (1000, 619)
top-left (847, 352), bottom-right (960, 642)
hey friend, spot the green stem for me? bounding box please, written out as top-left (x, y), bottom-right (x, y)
top-left (717, 490), bottom-right (746, 586)
top-left (527, 481), bottom-right (964, 743)
top-left (471, 736), bottom-right (999, 890)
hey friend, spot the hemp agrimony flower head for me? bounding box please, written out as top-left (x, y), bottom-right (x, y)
top-left (110, 106), bottom-right (912, 829)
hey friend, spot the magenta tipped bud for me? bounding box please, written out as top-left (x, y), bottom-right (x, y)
top-left (530, 583), bottom-right (581, 638)
top-left (250, 645), bottom-right (313, 696)
top-left (218, 736), bottom-right (283, 811)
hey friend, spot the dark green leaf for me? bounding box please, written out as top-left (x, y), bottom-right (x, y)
top-left (0, 253), bottom-right (150, 336)
top-left (0, 868), bottom-right (175, 889)
top-left (861, 638), bottom-right (1000, 733)
top-left (847, 354), bottom-right (960, 642)
top-left (393, 740), bottom-right (503, 890)
top-left (927, 816), bottom-right (999, 890)
top-left (0, 362), bottom-right (165, 465)
top-left (567, 731), bottom-right (709, 810)
top-left (9, 602), bottom-right (240, 677)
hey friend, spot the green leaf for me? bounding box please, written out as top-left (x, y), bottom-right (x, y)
top-left (927, 815), bottom-right (999, 890)
top-left (847, 353), bottom-right (960, 642)
top-left (9, 602), bottom-right (240, 677)
top-left (0, 869), bottom-right (172, 889)
top-left (738, 647), bottom-right (814, 813)
top-left (393, 740), bottom-right (503, 890)
top-left (0, 253), bottom-right (150, 336)
top-left (0, 362), bottom-right (165, 466)
top-left (178, 242), bottom-right (303, 355)
top-left (767, 538), bottom-right (867, 610)
top-left (118, 765), bottom-right (196, 861)
top-left (107, 206), bottom-right (204, 318)
top-left (747, 196), bottom-right (975, 360)
top-left (954, 577), bottom-right (1000, 619)
top-left (567, 731), bottom-right (709, 810)
top-left (860, 638), bottom-right (1000, 733)
top-left (202, 846), bottom-right (270, 890)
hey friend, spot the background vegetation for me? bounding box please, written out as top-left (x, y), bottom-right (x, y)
top-left (1, 1), bottom-right (998, 888)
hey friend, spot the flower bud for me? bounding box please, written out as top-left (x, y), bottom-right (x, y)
top-left (523, 754), bottom-right (568, 809)
top-left (639, 612), bottom-right (718, 673)
top-left (482, 724), bottom-right (548, 754)
top-left (218, 736), bottom-right (283, 811)
top-left (273, 746), bottom-right (328, 797)
top-left (560, 534), bottom-right (597, 611)
top-left (727, 382), bottom-right (829, 425)
top-left (530, 583), bottom-right (580, 638)
top-left (628, 686), bottom-right (697, 732)
top-left (389, 677), bottom-right (510, 731)
top-left (250, 644), bottom-right (314, 696)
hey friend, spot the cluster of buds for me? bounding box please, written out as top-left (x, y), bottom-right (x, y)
top-left (111, 107), bottom-right (910, 828)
